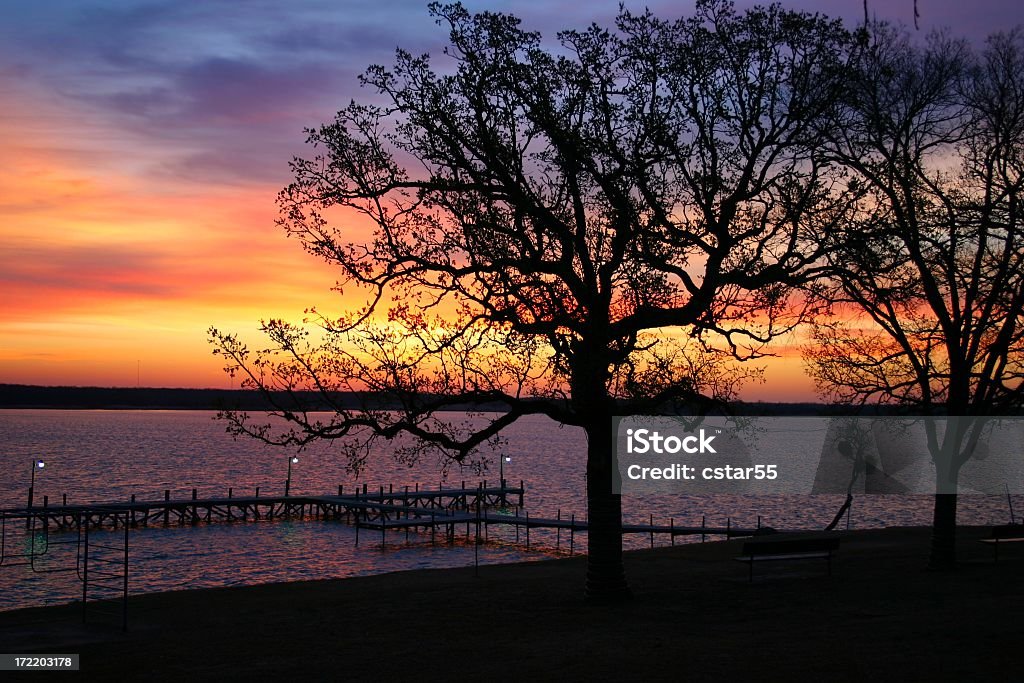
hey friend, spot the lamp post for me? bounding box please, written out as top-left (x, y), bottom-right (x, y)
top-left (28, 459), bottom-right (44, 509)
top-left (27, 459), bottom-right (44, 529)
top-left (499, 455), bottom-right (510, 487)
top-left (285, 455), bottom-right (299, 497)
top-left (499, 455), bottom-right (511, 506)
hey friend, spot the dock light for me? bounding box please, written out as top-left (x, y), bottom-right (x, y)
top-left (285, 455), bottom-right (299, 497)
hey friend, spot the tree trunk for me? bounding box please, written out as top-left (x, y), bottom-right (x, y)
top-left (929, 492), bottom-right (957, 569)
top-left (584, 420), bottom-right (631, 600)
top-left (929, 430), bottom-right (962, 570)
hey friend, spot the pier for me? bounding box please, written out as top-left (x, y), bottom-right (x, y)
top-left (1, 480), bottom-right (767, 630)
top-left (1, 481), bottom-right (759, 546)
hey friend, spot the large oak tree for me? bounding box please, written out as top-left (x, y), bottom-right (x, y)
top-left (211, 0), bottom-right (852, 598)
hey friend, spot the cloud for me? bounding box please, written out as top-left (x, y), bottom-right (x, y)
top-left (1, 0), bottom-right (1021, 389)
top-left (0, 1), bottom-right (434, 188)
top-left (0, 243), bottom-right (187, 298)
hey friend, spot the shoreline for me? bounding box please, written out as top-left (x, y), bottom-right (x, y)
top-left (0, 526), bottom-right (1019, 680)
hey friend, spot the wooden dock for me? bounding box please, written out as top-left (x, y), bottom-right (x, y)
top-left (1, 481), bottom-right (523, 530)
top-left (1, 481), bottom-right (772, 632)
top-left (2, 480), bottom-right (760, 551)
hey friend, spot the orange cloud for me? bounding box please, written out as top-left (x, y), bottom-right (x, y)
top-left (0, 73), bottom-right (816, 399)
top-left (0, 90), bottom-right (370, 388)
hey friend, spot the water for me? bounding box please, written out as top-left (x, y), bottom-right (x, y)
top-left (0, 410), bottom-right (1017, 611)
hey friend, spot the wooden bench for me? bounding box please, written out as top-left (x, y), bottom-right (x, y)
top-left (979, 524), bottom-right (1024, 562)
top-left (735, 535), bottom-right (841, 582)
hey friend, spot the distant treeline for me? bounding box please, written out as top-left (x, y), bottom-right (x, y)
top-left (0, 384), bottom-right (536, 412)
top-left (0, 383), bottom-right (940, 416)
top-left (0, 384), bottom-right (350, 411)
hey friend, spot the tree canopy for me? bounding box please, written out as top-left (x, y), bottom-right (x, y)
top-left (211, 0), bottom-right (856, 597)
top-left (806, 25), bottom-right (1024, 566)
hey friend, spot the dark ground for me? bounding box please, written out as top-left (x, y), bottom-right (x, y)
top-left (0, 526), bottom-right (1020, 682)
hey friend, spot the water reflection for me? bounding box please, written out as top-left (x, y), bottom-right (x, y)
top-left (0, 410), bottom-right (1019, 611)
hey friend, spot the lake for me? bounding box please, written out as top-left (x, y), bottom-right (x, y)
top-left (0, 409), bottom-right (1016, 611)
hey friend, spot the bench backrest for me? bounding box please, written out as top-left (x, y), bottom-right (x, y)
top-left (990, 524), bottom-right (1024, 540)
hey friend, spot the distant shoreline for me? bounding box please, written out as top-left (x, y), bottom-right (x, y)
top-left (0, 384), bottom-right (839, 414)
top-left (0, 384), bottom-right (987, 415)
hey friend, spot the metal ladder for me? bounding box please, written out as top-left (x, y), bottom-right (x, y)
top-left (0, 508), bottom-right (129, 631)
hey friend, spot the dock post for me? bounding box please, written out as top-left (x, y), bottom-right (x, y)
top-left (82, 521), bottom-right (89, 623)
top-left (354, 510), bottom-right (360, 547)
top-left (515, 507), bottom-right (520, 542)
top-left (338, 485), bottom-right (343, 496)
top-left (256, 486), bottom-right (260, 498)
top-left (519, 480), bottom-right (524, 507)
top-left (42, 496), bottom-right (49, 532)
top-left (570, 514), bottom-right (575, 555)
top-left (670, 518), bottom-right (675, 546)
top-left (431, 511), bottom-right (436, 545)
top-left (557, 509), bottom-right (561, 549)
top-left (727, 517), bottom-right (731, 538)
top-left (701, 515), bottom-right (706, 542)
top-left (122, 515), bottom-right (129, 632)
top-left (164, 490), bottom-right (170, 526)
top-left (757, 515), bottom-right (761, 530)
top-left (131, 494), bottom-right (137, 528)
top-left (475, 485), bottom-right (481, 577)
top-left (63, 493), bottom-right (67, 507)
top-left (650, 513), bottom-right (654, 549)
top-left (525, 510), bottom-right (530, 548)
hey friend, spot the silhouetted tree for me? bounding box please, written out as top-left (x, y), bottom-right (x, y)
top-left (806, 25), bottom-right (1024, 567)
top-left (211, 0), bottom-right (852, 598)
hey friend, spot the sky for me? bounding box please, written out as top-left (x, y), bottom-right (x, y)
top-left (1, 0), bottom-right (1020, 400)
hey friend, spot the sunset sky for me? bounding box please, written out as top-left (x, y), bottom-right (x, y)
top-left (1, 0), bottom-right (1019, 400)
